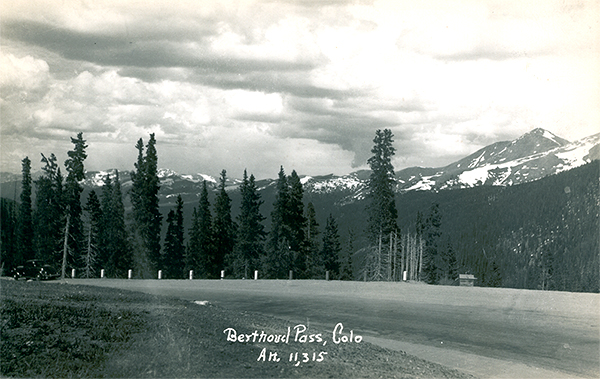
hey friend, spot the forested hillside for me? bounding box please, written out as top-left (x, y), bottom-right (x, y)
top-left (1, 131), bottom-right (597, 292)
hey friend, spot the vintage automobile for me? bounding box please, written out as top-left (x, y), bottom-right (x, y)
top-left (12, 260), bottom-right (60, 281)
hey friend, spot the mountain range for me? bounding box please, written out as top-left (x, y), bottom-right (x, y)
top-left (1, 128), bottom-right (598, 205)
top-left (76, 127), bottom-right (600, 206)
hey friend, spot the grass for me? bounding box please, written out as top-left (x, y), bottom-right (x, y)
top-left (1, 279), bottom-right (475, 378)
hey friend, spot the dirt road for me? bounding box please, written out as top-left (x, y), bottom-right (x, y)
top-left (67, 279), bottom-right (599, 378)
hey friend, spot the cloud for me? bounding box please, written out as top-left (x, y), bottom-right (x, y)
top-left (1, 0), bottom-right (598, 179)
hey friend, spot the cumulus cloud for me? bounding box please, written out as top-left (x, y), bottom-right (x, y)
top-left (1, 0), bottom-right (598, 178)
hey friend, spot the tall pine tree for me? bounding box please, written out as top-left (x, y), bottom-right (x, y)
top-left (230, 170), bottom-right (265, 278)
top-left (365, 129), bottom-right (398, 281)
top-left (83, 190), bottom-right (102, 278)
top-left (265, 166), bottom-right (292, 278)
top-left (100, 171), bottom-right (130, 277)
top-left (186, 181), bottom-right (214, 278)
top-left (17, 157), bottom-right (34, 263)
top-left (62, 132), bottom-right (88, 278)
top-left (321, 213), bottom-right (341, 279)
top-left (213, 170), bottom-right (236, 278)
top-left (367, 129), bottom-right (398, 240)
top-left (162, 195), bottom-right (185, 278)
top-left (423, 203), bottom-right (442, 284)
top-left (34, 153), bottom-right (63, 265)
top-left (130, 134), bottom-right (162, 277)
top-left (303, 202), bottom-right (322, 278)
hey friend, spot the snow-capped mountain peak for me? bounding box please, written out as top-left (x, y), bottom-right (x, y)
top-left (395, 129), bottom-right (598, 191)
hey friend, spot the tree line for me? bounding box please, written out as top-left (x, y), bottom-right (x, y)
top-left (0, 132), bottom-right (354, 280)
top-left (2, 129), bottom-right (595, 291)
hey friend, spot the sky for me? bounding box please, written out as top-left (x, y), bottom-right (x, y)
top-left (1, 0), bottom-right (599, 180)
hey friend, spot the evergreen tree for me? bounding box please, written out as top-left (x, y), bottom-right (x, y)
top-left (186, 180), bottom-right (213, 278)
top-left (338, 228), bottom-right (355, 281)
top-left (99, 174), bottom-right (114, 272)
top-left (265, 166), bottom-right (290, 278)
top-left (162, 195), bottom-right (185, 278)
top-left (287, 170), bottom-right (306, 253)
top-left (83, 190), bottom-right (102, 278)
top-left (265, 167), bottom-right (307, 278)
top-left (100, 171), bottom-right (131, 278)
top-left (34, 153), bottom-right (63, 264)
top-left (144, 134), bottom-right (162, 269)
top-left (1, 198), bottom-right (17, 273)
top-left (367, 129), bottom-right (398, 240)
top-left (303, 202), bottom-right (322, 278)
top-left (130, 134), bottom-right (162, 277)
top-left (230, 170), bottom-right (265, 278)
top-left (321, 213), bottom-right (341, 279)
top-left (17, 157), bottom-right (34, 263)
top-left (62, 132), bottom-right (88, 278)
top-left (213, 170), bottom-right (236, 278)
top-left (365, 129), bottom-right (398, 280)
top-left (423, 203), bottom-right (442, 284)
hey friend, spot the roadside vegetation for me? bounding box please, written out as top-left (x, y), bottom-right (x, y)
top-left (1, 279), bottom-right (474, 378)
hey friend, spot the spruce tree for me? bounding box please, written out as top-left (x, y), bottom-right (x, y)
top-left (83, 190), bottom-right (102, 278)
top-left (130, 134), bottom-right (162, 277)
top-left (365, 129), bottom-right (398, 280)
top-left (186, 181), bottom-right (213, 278)
top-left (303, 202), bottom-right (321, 278)
top-left (0, 198), bottom-right (17, 272)
top-left (62, 132), bottom-right (88, 278)
top-left (321, 213), bottom-right (341, 279)
top-left (18, 157), bottom-right (34, 263)
top-left (265, 167), bottom-right (290, 278)
top-left (162, 195), bottom-right (185, 278)
top-left (34, 153), bottom-right (63, 264)
top-left (213, 170), bottom-right (236, 278)
top-left (339, 228), bottom-right (355, 281)
top-left (423, 203), bottom-right (442, 284)
top-left (99, 171), bottom-right (131, 278)
top-left (367, 129), bottom-right (398, 240)
top-left (99, 174), bottom-right (114, 272)
top-left (230, 170), bottom-right (265, 278)
top-left (287, 170), bottom-right (305, 252)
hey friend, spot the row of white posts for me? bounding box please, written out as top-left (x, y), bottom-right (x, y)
top-left (73, 268), bottom-right (410, 281)
top-left (87, 269), bottom-right (344, 281)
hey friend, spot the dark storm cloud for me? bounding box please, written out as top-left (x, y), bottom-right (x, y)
top-left (2, 19), bottom-right (317, 73)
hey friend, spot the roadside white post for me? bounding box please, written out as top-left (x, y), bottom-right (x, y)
top-left (128, 269), bottom-right (132, 279)
top-left (189, 270), bottom-right (193, 280)
top-left (325, 271), bottom-right (329, 281)
top-left (71, 269), bottom-right (75, 278)
top-left (403, 271), bottom-right (407, 281)
top-left (100, 269), bottom-right (105, 278)
top-left (221, 270), bottom-right (225, 280)
top-left (158, 270), bottom-right (162, 279)
top-left (289, 270), bottom-right (293, 280)
top-left (254, 270), bottom-right (258, 280)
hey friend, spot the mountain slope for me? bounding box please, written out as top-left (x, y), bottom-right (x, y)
top-left (298, 128), bottom-right (599, 196)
